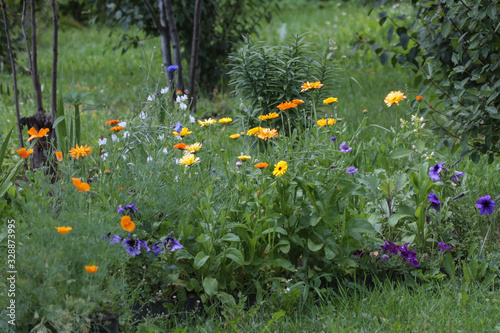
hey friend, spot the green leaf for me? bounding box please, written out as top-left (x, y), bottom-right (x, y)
top-left (380, 52), bottom-right (389, 66)
top-left (389, 148), bottom-right (413, 159)
top-left (202, 277), bottom-right (218, 297)
top-left (269, 259), bottom-right (295, 272)
top-left (261, 227), bottom-right (288, 235)
top-left (307, 238), bottom-right (324, 252)
top-left (0, 127), bottom-right (13, 172)
top-left (193, 252), bottom-right (209, 269)
top-left (402, 62), bottom-right (418, 70)
top-left (221, 248), bottom-right (244, 266)
top-left (441, 20), bottom-right (452, 37)
top-left (220, 233), bottom-right (241, 242)
top-left (388, 212), bottom-right (413, 227)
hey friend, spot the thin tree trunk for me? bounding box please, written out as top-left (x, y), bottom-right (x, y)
top-left (1, 0), bottom-right (23, 148)
top-left (189, 0), bottom-right (202, 112)
top-left (164, 0), bottom-right (185, 92)
top-left (51, 0), bottom-right (58, 123)
top-left (30, 0), bottom-right (43, 111)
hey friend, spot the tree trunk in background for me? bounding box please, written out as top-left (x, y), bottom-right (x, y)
top-left (164, 0), bottom-right (185, 92)
top-left (189, 0), bottom-right (202, 112)
top-left (29, 0), bottom-right (43, 112)
top-left (51, 0), bottom-right (58, 123)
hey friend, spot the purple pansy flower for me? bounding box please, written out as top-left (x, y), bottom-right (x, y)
top-left (122, 234), bottom-right (150, 257)
top-left (380, 240), bottom-right (400, 255)
top-left (152, 241), bottom-right (166, 255)
top-left (437, 242), bottom-right (452, 252)
top-left (346, 166), bottom-right (358, 174)
top-left (429, 162), bottom-right (445, 181)
top-left (165, 237), bottom-right (184, 251)
top-left (398, 243), bottom-right (419, 267)
top-left (339, 141), bottom-right (352, 153)
top-left (450, 171), bottom-right (464, 183)
top-left (174, 122), bottom-right (183, 133)
top-left (101, 233), bottom-right (122, 244)
top-left (428, 193), bottom-right (441, 211)
top-left (476, 195), bottom-right (496, 215)
top-left (118, 203), bottom-right (139, 215)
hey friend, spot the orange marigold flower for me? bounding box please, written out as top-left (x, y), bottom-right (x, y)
top-left (110, 126), bottom-right (124, 132)
top-left (292, 99), bottom-right (304, 105)
top-left (416, 95), bottom-right (423, 101)
top-left (72, 178), bottom-right (90, 192)
top-left (277, 101), bottom-right (297, 111)
top-left (301, 81), bottom-right (323, 93)
top-left (105, 120), bottom-right (120, 125)
top-left (254, 162), bottom-right (269, 169)
top-left (27, 127), bottom-right (50, 141)
top-left (85, 265), bottom-right (99, 274)
top-left (55, 151), bottom-right (63, 162)
top-left (173, 143), bottom-right (187, 150)
top-left (17, 147), bottom-right (34, 159)
top-left (56, 227), bottom-right (72, 234)
top-left (120, 215), bottom-right (136, 232)
top-left (69, 144), bottom-right (92, 159)
top-left (257, 128), bottom-right (279, 140)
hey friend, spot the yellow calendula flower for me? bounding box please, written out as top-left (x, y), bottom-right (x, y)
top-left (230, 134), bottom-right (241, 139)
top-left (198, 118), bottom-right (217, 127)
top-left (247, 127), bottom-right (264, 136)
top-left (238, 155), bottom-right (251, 161)
top-left (258, 112), bottom-right (279, 120)
top-left (323, 97), bottom-right (338, 104)
top-left (317, 119), bottom-right (327, 127)
top-left (173, 127), bottom-right (192, 137)
top-left (178, 153), bottom-right (200, 166)
top-left (218, 117), bottom-right (233, 124)
top-left (69, 144), bottom-right (92, 159)
top-left (301, 81), bottom-right (323, 93)
top-left (257, 128), bottom-right (279, 140)
top-left (185, 142), bottom-right (203, 153)
top-left (384, 91), bottom-right (407, 107)
top-left (328, 118), bottom-right (336, 125)
top-left (273, 161), bottom-right (288, 177)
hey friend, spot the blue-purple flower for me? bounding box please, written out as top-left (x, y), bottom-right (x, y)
top-left (167, 65), bottom-right (179, 72)
top-left (381, 254), bottom-right (390, 263)
top-left (450, 171), bottom-right (464, 183)
top-left (428, 193), bottom-right (441, 211)
top-left (101, 233), bottom-right (122, 244)
top-left (398, 243), bottom-right (419, 267)
top-left (152, 241), bottom-right (165, 255)
top-left (174, 122), bottom-right (183, 134)
top-left (429, 162), bottom-right (445, 181)
top-left (476, 195), bottom-right (496, 215)
top-left (438, 242), bottom-right (451, 252)
top-left (165, 237), bottom-right (184, 251)
top-left (330, 136), bottom-right (337, 142)
top-left (117, 203), bottom-right (138, 215)
top-left (122, 234), bottom-right (150, 257)
top-left (346, 166), bottom-right (358, 174)
top-left (380, 240), bottom-right (400, 255)
top-left (339, 141), bottom-right (352, 153)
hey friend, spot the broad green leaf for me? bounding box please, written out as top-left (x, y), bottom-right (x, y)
top-left (221, 248), bottom-right (244, 266)
top-left (307, 238), bottom-right (324, 252)
top-left (202, 277), bottom-right (218, 297)
top-left (220, 233), bottom-right (240, 242)
top-left (193, 252), bottom-right (209, 269)
top-left (389, 148), bottom-right (413, 159)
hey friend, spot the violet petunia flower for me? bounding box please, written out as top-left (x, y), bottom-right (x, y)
top-left (152, 241), bottom-right (166, 255)
top-left (122, 234), bottom-right (150, 257)
top-left (117, 203), bottom-right (139, 215)
top-left (428, 193), bottom-right (441, 211)
top-left (339, 141), bottom-right (352, 153)
top-left (429, 162), bottom-right (445, 181)
top-left (380, 240), bottom-right (400, 255)
top-left (437, 242), bottom-right (451, 252)
top-left (398, 243), bottom-right (419, 267)
top-left (450, 171), bottom-right (464, 183)
top-left (165, 237), bottom-right (184, 252)
top-left (346, 166), bottom-right (358, 174)
top-left (101, 233), bottom-right (122, 244)
top-left (476, 195), bottom-right (496, 215)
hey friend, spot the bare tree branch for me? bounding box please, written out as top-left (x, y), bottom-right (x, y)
top-left (189, 0), bottom-right (202, 112)
top-left (51, 0), bottom-right (58, 125)
top-left (164, 0), bottom-right (185, 92)
top-left (30, 0), bottom-right (43, 111)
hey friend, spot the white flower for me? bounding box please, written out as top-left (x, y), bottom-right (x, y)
top-left (98, 138), bottom-right (107, 146)
top-left (147, 156), bottom-right (153, 163)
top-left (175, 135), bottom-right (182, 140)
top-left (179, 103), bottom-right (187, 110)
top-left (111, 134), bottom-right (119, 142)
top-left (176, 94), bottom-right (188, 103)
top-left (189, 115), bottom-right (195, 123)
top-left (162, 148), bottom-right (168, 154)
top-left (102, 153), bottom-right (109, 161)
top-left (174, 175), bottom-right (179, 182)
top-left (160, 87), bottom-right (169, 94)
top-left (118, 122), bottom-right (127, 128)
top-left (147, 94), bottom-right (155, 101)
top-left (158, 134), bottom-right (165, 140)
top-left (122, 131), bottom-right (130, 138)
top-left (139, 111), bottom-right (147, 119)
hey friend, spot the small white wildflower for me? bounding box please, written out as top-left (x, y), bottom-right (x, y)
top-left (139, 111), bottom-right (147, 119)
top-left (111, 134), bottom-right (119, 142)
top-left (122, 131), bottom-right (130, 138)
top-left (102, 152), bottom-right (108, 161)
top-left (189, 115), bottom-right (195, 123)
top-left (118, 122), bottom-right (127, 128)
top-left (179, 103), bottom-right (187, 110)
top-left (160, 87), bottom-right (169, 94)
top-left (162, 148), bottom-right (168, 154)
top-left (174, 175), bottom-right (179, 182)
top-left (147, 94), bottom-right (156, 101)
top-left (147, 156), bottom-right (153, 163)
top-left (158, 134), bottom-right (165, 140)
top-left (176, 94), bottom-right (188, 103)
top-left (98, 138), bottom-right (107, 146)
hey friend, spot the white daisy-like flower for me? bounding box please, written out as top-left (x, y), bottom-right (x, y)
top-left (98, 138), bottom-right (107, 146)
top-left (179, 103), bottom-right (187, 110)
top-left (160, 87), bottom-right (169, 94)
top-left (111, 134), bottom-right (119, 142)
top-left (158, 134), bottom-right (165, 140)
top-left (122, 131), bottom-right (130, 138)
top-left (189, 115), bottom-right (195, 123)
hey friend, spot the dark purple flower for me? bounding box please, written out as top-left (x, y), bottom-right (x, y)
top-left (117, 203), bottom-right (139, 215)
top-left (339, 141), bottom-right (352, 153)
top-left (101, 233), bottom-right (122, 244)
top-left (476, 195), bottom-right (496, 215)
top-left (152, 241), bottom-right (166, 255)
top-left (437, 242), bottom-right (451, 252)
top-left (380, 240), bottom-right (400, 255)
top-left (165, 237), bottom-right (183, 251)
top-left (381, 254), bottom-right (390, 263)
top-left (122, 234), bottom-right (150, 257)
top-left (398, 243), bottom-right (419, 267)
top-left (428, 193), bottom-right (441, 211)
top-left (330, 136), bottom-right (337, 142)
top-left (450, 171), bottom-right (464, 183)
top-left (167, 65), bottom-right (179, 72)
top-left (174, 122), bottom-right (183, 134)
top-left (429, 162), bottom-right (445, 181)
top-left (346, 166), bottom-right (358, 174)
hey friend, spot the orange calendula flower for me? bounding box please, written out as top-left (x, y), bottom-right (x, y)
top-left (254, 162), bottom-right (269, 169)
top-left (257, 128), bottom-right (279, 140)
top-left (277, 101), bottom-right (297, 111)
top-left (110, 126), bottom-right (124, 132)
top-left (292, 99), bottom-right (304, 105)
top-left (384, 91), bottom-right (407, 107)
top-left (27, 127), bottom-right (49, 141)
top-left (323, 97), bottom-right (338, 104)
top-left (230, 134), bottom-right (241, 139)
top-left (17, 148), bottom-right (34, 159)
top-left (176, 90), bottom-right (182, 94)
top-left (258, 112), bottom-right (279, 120)
top-left (301, 81), bottom-right (323, 93)
top-left (55, 151), bottom-right (63, 162)
top-left (104, 170), bottom-right (111, 173)
top-left (85, 265), bottom-right (99, 274)
top-left (363, 109), bottom-right (368, 113)
top-left (105, 120), bottom-right (120, 125)
top-left (69, 144), bottom-right (92, 159)
top-left (416, 95), bottom-right (423, 101)
top-left (56, 227), bottom-right (72, 234)
top-left (120, 216), bottom-right (135, 232)
top-left (173, 143), bottom-right (187, 150)
top-left (247, 127), bottom-right (264, 136)
top-left (72, 178), bottom-right (90, 192)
